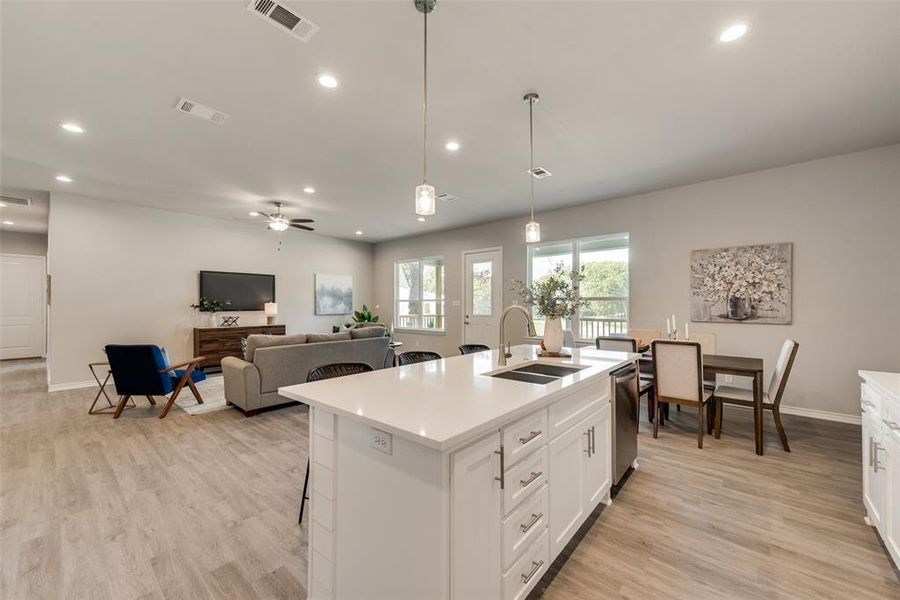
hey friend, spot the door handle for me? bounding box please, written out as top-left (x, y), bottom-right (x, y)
top-left (584, 429), bottom-right (592, 456)
top-left (520, 512), bottom-right (543, 533)
top-left (868, 437), bottom-right (874, 467)
top-left (494, 444), bottom-right (505, 490)
top-left (519, 430), bottom-right (541, 445)
top-left (873, 442), bottom-right (884, 473)
top-left (521, 560), bottom-right (544, 584)
top-left (590, 425), bottom-right (596, 455)
top-left (882, 418), bottom-right (900, 431)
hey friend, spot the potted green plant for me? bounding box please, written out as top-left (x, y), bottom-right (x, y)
top-left (512, 264), bottom-right (588, 353)
top-left (190, 297), bottom-right (230, 327)
top-left (352, 304), bottom-right (380, 324)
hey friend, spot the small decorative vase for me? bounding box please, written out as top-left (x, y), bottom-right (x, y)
top-left (727, 295), bottom-right (751, 321)
top-left (208, 312), bottom-right (218, 328)
top-left (543, 317), bottom-right (564, 354)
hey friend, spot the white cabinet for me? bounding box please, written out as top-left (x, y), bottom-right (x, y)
top-left (859, 373), bottom-right (900, 570)
top-left (548, 403), bottom-right (612, 559)
top-left (451, 431), bottom-right (502, 600)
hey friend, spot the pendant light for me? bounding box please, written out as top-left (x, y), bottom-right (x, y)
top-left (415, 0), bottom-right (436, 216)
top-left (524, 92), bottom-right (541, 243)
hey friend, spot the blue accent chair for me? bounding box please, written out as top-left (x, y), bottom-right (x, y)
top-left (105, 345), bottom-right (207, 419)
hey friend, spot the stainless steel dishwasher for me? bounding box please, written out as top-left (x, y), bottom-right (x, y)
top-left (610, 362), bottom-right (639, 485)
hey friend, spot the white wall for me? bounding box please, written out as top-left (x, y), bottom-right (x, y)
top-left (48, 193), bottom-right (374, 387)
top-left (374, 144), bottom-right (900, 420)
top-left (0, 231), bottom-right (48, 256)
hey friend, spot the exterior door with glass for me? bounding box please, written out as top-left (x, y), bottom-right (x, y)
top-left (463, 249), bottom-right (502, 347)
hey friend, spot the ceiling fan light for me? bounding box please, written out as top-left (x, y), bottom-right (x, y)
top-left (415, 183), bottom-right (436, 216)
top-left (525, 220), bottom-right (541, 244)
top-left (268, 219), bottom-right (289, 232)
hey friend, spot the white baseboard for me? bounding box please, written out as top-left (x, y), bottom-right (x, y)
top-left (48, 380), bottom-right (97, 393)
top-left (779, 404), bottom-right (861, 425)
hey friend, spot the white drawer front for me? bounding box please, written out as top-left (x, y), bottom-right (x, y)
top-left (503, 446), bottom-right (548, 515)
top-left (502, 528), bottom-right (549, 600)
top-left (549, 379), bottom-right (609, 440)
top-left (502, 409), bottom-right (549, 467)
top-left (501, 483), bottom-right (548, 570)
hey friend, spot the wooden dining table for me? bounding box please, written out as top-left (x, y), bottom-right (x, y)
top-left (639, 352), bottom-right (766, 455)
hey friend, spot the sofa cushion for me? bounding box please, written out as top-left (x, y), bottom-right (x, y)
top-left (350, 326), bottom-right (386, 340)
top-left (245, 333), bottom-right (307, 361)
top-left (307, 332), bottom-right (352, 343)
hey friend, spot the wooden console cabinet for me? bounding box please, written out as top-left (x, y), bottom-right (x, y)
top-left (193, 325), bottom-right (286, 370)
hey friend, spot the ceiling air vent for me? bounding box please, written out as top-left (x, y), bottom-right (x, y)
top-left (0, 195), bottom-right (31, 207)
top-left (437, 192), bottom-right (459, 203)
top-left (174, 98), bottom-right (230, 124)
top-left (248, 0), bottom-right (320, 43)
top-left (528, 167), bottom-right (552, 179)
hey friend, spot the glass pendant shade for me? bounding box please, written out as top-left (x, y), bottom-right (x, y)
top-left (525, 220), bottom-right (541, 243)
top-left (268, 219), bottom-right (289, 232)
top-left (415, 183), bottom-right (436, 216)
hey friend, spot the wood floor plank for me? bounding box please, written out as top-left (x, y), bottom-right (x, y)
top-left (1, 358), bottom-right (898, 599)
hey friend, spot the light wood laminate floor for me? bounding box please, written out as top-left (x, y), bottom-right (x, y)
top-left (2, 359), bottom-right (898, 599)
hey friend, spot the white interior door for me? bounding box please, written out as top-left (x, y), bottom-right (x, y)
top-left (463, 248), bottom-right (502, 347)
top-left (0, 254), bottom-right (46, 360)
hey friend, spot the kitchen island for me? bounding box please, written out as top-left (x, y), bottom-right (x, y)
top-left (279, 345), bottom-right (638, 600)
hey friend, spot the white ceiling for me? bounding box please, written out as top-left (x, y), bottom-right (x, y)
top-left (1, 1), bottom-right (898, 242)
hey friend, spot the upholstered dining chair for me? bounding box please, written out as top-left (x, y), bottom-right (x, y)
top-left (684, 331), bottom-right (717, 391)
top-left (105, 344), bottom-right (206, 419)
top-left (397, 351), bottom-right (442, 366)
top-left (459, 344), bottom-right (490, 355)
top-left (299, 362), bottom-right (374, 524)
top-left (714, 339), bottom-right (799, 452)
top-left (651, 340), bottom-right (717, 448)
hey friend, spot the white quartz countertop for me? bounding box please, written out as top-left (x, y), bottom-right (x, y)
top-left (279, 345), bottom-right (637, 452)
top-left (859, 370), bottom-right (900, 402)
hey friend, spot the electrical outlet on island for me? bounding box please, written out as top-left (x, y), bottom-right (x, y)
top-left (370, 428), bottom-right (392, 455)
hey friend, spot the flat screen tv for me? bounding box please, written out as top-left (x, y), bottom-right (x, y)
top-left (199, 271), bottom-right (275, 311)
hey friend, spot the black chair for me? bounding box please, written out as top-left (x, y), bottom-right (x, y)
top-left (459, 344), bottom-right (490, 355)
top-left (397, 351), bottom-right (442, 366)
top-left (299, 362), bottom-right (374, 524)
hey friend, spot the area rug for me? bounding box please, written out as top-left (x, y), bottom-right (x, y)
top-left (174, 374), bottom-right (233, 415)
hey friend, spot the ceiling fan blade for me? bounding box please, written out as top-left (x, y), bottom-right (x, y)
top-left (288, 218), bottom-right (315, 223)
top-left (289, 224), bottom-right (315, 231)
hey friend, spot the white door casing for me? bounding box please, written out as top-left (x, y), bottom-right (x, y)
top-left (463, 248), bottom-right (502, 347)
top-left (0, 254), bottom-right (46, 359)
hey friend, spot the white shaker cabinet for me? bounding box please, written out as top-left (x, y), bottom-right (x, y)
top-left (859, 370), bottom-right (900, 570)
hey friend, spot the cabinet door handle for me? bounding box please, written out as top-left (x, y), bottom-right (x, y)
top-left (882, 418), bottom-right (900, 431)
top-left (591, 425), bottom-right (596, 455)
top-left (521, 560), bottom-right (544, 584)
top-left (862, 399), bottom-right (876, 408)
top-left (873, 442), bottom-right (884, 473)
top-left (494, 444), bottom-right (505, 490)
top-left (584, 429), bottom-right (592, 456)
top-left (519, 430), bottom-right (541, 445)
top-left (520, 512), bottom-right (543, 533)
top-left (520, 471), bottom-right (543, 488)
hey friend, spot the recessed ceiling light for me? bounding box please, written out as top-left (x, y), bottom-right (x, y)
top-left (249, 211), bottom-right (259, 217)
top-left (445, 141), bottom-right (460, 151)
top-left (55, 175), bottom-right (73, 183)
top-left (303, 186), bottom-right (315, 194)
top-left (318, 74), bottom-right (339, 89)
top-left (59, 122), bottom-right (85, 134)
top-left (0, 202), bottom-right (6, 207)
top-left (2, 220), bottom-right (13, 225)
top-left (417, 216), bottom-right (426, 222)
top-left (354, 230), bottom-right (363, 236)
top-left (719, 23), bottom-right (749, 42)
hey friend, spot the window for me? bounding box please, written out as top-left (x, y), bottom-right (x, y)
top-left (527, 234), bottom-right (629, 341)
top-left (395, 257), bottom-right (445, 331)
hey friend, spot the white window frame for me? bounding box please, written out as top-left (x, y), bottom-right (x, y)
top-left (393, 256), bottom-right (446, 334)
top-left (526, 233), bottom-right (629, 342)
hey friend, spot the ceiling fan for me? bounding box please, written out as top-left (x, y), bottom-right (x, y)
top-left (254, 201), bottom-right (314, 232)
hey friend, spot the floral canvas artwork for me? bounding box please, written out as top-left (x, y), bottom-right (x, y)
top-left (690, 243), bottom-right (792, 324)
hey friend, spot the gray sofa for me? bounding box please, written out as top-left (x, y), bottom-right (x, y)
top-left (221, 329), bottom-right (393, 414)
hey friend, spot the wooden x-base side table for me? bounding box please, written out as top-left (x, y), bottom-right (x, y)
top-left (88, 362), bottom-right (134, 415)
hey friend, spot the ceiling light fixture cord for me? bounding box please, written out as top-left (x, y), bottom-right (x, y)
top-left (422, 7), bottom-right (428, 184)
top-left (529, 96), bottom-right (535, 221)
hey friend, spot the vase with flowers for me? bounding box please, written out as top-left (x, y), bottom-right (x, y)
top-left (190, 297), bottom-right (230, 327)
top-left (511, 264), bottom-right (588, 354)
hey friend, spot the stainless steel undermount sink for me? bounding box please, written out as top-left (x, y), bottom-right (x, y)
top-left (486, 362), bottom-right (588, 385)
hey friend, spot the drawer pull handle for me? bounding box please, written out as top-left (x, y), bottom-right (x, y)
top-left (873, 442), bottom-right (884, 473)
top-left (522, 560), bottom-right (544, 584)
top-left (519, 430), bottom-right (541, 445)
top-left (862, 399), bottom-right (876, 408)
top-left (584, 429), bottom-right (592, 457)
top-left (494, 445), bottom-right (505, 490)
top-left (882, 419), bottom-right (900, 431)
top-left (520, 512), bottom-right (543, 533)
top-left (520, 471), bottom-right (543, 488)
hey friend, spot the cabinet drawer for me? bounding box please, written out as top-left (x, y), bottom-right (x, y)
top-left (503, 446), bottom-right (547, 515)
top-left (501, 528), bottom-right (549, 600)
top-left (502, 409), bottom-right (549, 466)
top-left (548, 379), bottom-right (609, 440)
top-left (862, 383), bottom-right (882, 417)
top-left (501, 483), bottom-right (548, 570)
